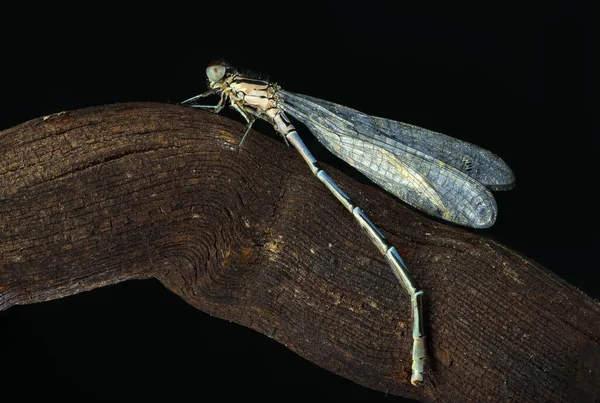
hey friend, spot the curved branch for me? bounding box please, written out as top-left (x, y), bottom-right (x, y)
top-left (1, 102), bottom-right (598, 402)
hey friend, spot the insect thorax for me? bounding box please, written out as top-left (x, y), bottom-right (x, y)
top-left (226, 75), bottom-right (276, 110)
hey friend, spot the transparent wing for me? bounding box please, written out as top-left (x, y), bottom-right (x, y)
top-left (280, 91), bottom-right (515, 191)
top-left (280, 90), bottom-right (510, 228)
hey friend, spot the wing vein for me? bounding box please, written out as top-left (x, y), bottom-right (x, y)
top-left (280, 90), bottom-right (509, 228)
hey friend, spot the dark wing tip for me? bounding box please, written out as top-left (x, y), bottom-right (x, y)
top-left (485, 165), bottom-right (516, 191)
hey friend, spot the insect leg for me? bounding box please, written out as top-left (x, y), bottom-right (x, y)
top-left (185, 90), bottom-right (227, 114)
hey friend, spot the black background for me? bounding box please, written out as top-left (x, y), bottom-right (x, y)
top-left (0, 2), bottom-right (596, 402)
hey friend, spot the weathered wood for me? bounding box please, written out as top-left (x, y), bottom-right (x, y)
top-left (1, 102), bottom-right (598, 402)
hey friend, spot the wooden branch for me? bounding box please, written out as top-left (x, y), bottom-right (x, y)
top-left (1, 102), bottom-right (598, 402)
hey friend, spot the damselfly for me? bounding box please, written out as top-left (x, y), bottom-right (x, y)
top-left (182, 62), bottom-right (515, 386)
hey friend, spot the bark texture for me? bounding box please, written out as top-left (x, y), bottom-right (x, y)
top-left (1, 103), bottom-right (599, 402)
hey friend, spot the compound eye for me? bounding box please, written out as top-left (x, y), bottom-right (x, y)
top-left (206, 63), bottom-right (226, 83)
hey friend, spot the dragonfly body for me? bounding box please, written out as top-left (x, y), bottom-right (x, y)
top-left (182, 62), bottom-right (514, 386)
top-left (199, 69), bottom-right (299, 141)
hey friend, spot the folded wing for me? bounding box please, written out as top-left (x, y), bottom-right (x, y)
top-left (280, 90), bottom-right (508, 228)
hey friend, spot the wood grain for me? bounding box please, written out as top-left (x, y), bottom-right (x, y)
top-left (1, 103), bottom-right (598, 402)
